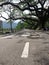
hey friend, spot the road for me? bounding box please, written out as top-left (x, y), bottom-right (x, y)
top-left (0, 30), bottom-right (49, 65)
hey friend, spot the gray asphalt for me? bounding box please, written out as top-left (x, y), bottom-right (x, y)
top-left (0, 30), bottom-right (49, 65)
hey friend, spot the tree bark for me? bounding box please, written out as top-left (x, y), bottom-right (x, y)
top-left (40, 21), bottom-right (46, 30)
top-left (10, 21), bottom-right (13, 32)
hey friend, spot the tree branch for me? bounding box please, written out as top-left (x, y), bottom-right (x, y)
top-left (0, 2), bottom-right (34, 11)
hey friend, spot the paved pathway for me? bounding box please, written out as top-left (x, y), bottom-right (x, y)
top-left (0, 30), bottom-right (49, 65)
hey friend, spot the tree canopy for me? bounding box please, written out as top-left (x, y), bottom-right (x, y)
top-left (0, 0), bottom-right (49, 30)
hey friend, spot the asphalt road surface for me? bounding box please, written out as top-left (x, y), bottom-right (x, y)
top-left (0, 29), bottom-right (49, 65)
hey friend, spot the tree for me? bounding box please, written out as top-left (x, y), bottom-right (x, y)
top-left (0, 20), bottom-right (3, 33)
top-left (16, 22), bottom-right (24, 30)
top-left (0, 0), bottom-right (49, 30)
top-left (0, 0), bottom-right (5, 2)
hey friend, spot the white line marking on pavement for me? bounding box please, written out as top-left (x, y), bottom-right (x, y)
top-left (21, 42), bottom-right (29, 58)
top-left (21, 34), bottom-right (30, 37)
top-left (0, 35), bottom-right (14, 39)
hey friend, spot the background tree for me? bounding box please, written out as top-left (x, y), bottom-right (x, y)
top-left (0, 20), bottom-right (3, 33)
top-left (16, 21), bottom-right (24, 30)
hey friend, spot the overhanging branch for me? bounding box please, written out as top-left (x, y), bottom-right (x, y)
top-left (0, 2), bottom-right (34, 11)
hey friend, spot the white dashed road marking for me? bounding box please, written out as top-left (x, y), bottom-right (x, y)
top-left (21, 42), bottom-right (29, 58)
top-left (21, 34), bottom-right (30, 37)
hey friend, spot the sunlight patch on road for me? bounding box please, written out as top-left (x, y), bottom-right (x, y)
top-left (21, 42), bottom-right (29, 58)
top-left (0, 35), bottom-right (14, 39)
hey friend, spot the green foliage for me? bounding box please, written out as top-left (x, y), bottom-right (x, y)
top-left (0, 0), bottom-right (5, 2)
top-left (16, 22), bottom-right (24, 30)
top-left (23, 22), bottom-right (29, 29)
top-left (16, 21), bottom-right (33, 30)
top-left (16, 20), bottom-right (37, 30)
top-left (45, 21), bottom-right (49, 29)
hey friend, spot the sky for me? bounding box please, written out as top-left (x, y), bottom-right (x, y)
top-left (12, 0), bottom-right (20, 3)
top-left (3, 20), bottom-right (20, 28)
top-left (0, 12), bottom-right (9, 21)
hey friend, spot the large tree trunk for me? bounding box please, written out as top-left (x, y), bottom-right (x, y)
top-left (40, 21), bottom-right (46, 30)
top-left (10, 21), bottom-right (13, 32)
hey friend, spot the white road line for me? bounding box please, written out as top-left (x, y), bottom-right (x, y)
top-left (21, 42), bottom-right (29, 58)
top-left (0, 35), bottom-right (14, 39)
top-left (21, 34), bottom-right (30, 37)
